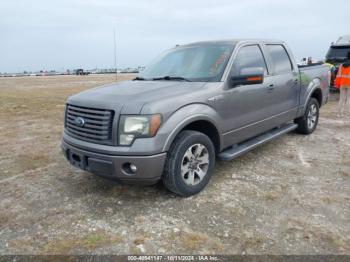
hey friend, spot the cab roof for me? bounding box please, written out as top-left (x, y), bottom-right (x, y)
top-left (182, 39), bottom-right (285, 47)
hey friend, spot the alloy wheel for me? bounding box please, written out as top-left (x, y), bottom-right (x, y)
top-left (181, 143), bottom-right (209, 186)
top-left (307, 104), bottom-right (317, 130)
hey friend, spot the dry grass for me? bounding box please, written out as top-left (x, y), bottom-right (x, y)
top-left (39, 232), bottom-right (123, 254)
top-left (164, 230), bottom-right (224, 254)
top-left (182, 231), bottom-right (209, 250)
top-left (0, 74), bottom-right (134, 180)
top-left (241, 233), bottom-right (265, 252)
top-left (264, 191), bottom-right (279, 201)
top-left (286, 218), bottom-right (350, 253)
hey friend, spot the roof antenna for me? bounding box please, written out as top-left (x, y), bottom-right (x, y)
top-left (113, 27), bottom-right (117, 81)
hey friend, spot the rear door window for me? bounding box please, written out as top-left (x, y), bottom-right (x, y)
top-left (266, 45), bottom-right (293, 74)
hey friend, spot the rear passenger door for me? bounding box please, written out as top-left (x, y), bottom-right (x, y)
top-left (262, 44), bottom-right (300, 121)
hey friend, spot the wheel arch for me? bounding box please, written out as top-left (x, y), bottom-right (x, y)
top-left (310, 88), bottom-right (323, 107)
top-left (304, 78), bottom-right (323, 108)
top-left (162, 113), bottom-right (222, 154)
top-left (181, 120), bottom-right (221, 154)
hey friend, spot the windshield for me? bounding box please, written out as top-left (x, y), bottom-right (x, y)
top-left (326, 46), bottom-right (350, 60)
top-left (139, 44), bottom-right (234, 82)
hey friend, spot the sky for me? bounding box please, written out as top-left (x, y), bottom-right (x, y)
top-left (1, 0), bottom-right (349, 73)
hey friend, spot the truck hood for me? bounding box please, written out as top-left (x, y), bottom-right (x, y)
top-left (67, 80), bottom-right (207, 113)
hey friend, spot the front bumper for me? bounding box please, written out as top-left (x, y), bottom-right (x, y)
top-left (61, 139), bottom-right (167, 185)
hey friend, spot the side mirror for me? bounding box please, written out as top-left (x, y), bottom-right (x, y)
top-left (230, 67), bottom-right (264, 87)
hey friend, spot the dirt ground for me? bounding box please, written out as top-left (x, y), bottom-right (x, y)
top-left (0, 74), bottom-right (349, 255)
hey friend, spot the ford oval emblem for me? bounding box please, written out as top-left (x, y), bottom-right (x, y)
top-left (74, 117), bottom-right (85, 127)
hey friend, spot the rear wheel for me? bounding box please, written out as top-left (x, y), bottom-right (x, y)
top-left (294, 98), bottom-right (319, 134)
top-left (162, 130), bottom-right (215, 197)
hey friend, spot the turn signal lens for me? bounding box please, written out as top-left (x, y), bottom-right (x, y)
top-left (247, 76), bottom-right (262, 82)
top-left (149, 114), bottom-right (162, 136)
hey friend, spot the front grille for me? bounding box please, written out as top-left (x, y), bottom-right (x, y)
top-left (65, 104), bottom-right (114, 145)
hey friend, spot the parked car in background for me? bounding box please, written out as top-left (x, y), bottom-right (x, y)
top-left (62, 39), bottom-right (330, 196)
top-left (326, 35), bottom-right (350, 91)
top-left (74, 69), bottom-right (90, 76)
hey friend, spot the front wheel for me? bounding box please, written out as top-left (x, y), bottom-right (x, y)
top-left (162, 130), bottom-right (215, 197)
top-left (294, 98), bottom-right (319, 134)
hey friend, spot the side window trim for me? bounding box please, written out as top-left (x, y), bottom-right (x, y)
top-left (231, 44), bottom-right (270, 76)
top-left (279, 44), bottom-right (294, 71)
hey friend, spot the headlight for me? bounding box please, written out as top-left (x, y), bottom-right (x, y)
top-left (118, 114), bottom-right (162, 146)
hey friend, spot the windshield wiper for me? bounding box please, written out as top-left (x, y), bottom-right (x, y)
top-left (152, 76), bottom-right (191, 82)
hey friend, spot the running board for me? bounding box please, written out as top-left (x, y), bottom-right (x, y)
top-left (218, 123), bottom-right (298, 161)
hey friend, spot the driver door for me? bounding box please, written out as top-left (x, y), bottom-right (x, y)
top-left (221, 44), bottom-right (276, 146)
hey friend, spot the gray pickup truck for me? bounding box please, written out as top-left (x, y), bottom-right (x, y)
top-left (61, 39), bottom-right (329, 196)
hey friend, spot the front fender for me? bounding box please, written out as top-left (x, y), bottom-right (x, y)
top-left (159, 104), bottom-right (222, 152)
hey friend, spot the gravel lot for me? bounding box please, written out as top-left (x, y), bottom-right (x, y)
top-left (0, 75), bottom-right (349, 255)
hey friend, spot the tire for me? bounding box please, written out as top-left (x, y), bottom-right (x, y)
top-left (294, 98), bottom-right (319, 134)
top-left (162, 130), bottom-right (215, 197)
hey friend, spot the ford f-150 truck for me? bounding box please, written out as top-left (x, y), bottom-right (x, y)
top-left (61, 39), bottom-right (330, 196)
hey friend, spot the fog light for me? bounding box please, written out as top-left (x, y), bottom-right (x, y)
top-left (122, 162), bottom-right (137, 175)
top-left (130, 164), bottom-right (137, 173)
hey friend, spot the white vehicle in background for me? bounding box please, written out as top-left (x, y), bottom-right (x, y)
top-left (335, 35), bottom-right (350, 45)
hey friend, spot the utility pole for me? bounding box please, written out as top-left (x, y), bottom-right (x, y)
top-left (113, 27), bottom-right (117, 81)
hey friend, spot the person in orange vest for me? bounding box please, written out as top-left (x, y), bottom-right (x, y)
top-left (335, 51), bottom-right (350, 117)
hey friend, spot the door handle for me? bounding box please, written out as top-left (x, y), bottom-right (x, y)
top-left (266, 84), bottom-right (275, 91)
